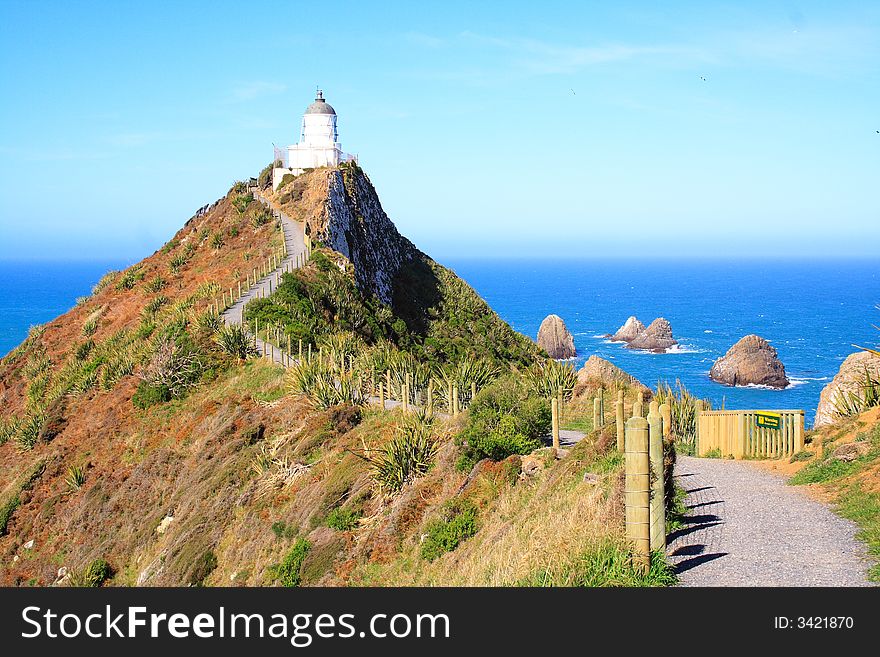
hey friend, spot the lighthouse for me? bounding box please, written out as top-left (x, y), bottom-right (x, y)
top-left (272, 90), bottom-right (356, 189)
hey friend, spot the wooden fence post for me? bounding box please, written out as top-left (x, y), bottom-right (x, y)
top-left (648, 400), bottom-right (666, 553)
top-left (379, 382), bottom-right (385, 410)
top-left (470, 381), bottom-right (477, 405)
top-left (795, 411), bottom-right (805, 454)
top-left (386, 370), bottom-right (392, 402)
top-left (632, 392), bottom-right (643, 419)
top-left (551, 398), bottom-right (560, 450)
top-left (659, 402), bottom-right (671, 439)
top-left (625, 416), bottom-right (651, 573)
top-left (593, 396), bottom-right (601, 431)
top-left (403, 373), bottom-right (410, 412)
top-left (427, 378), bottom-right (434, 417)
top-left (616, 396), bottom-right (625, 451)
top-left (448, 382), bottom-right (454, 414)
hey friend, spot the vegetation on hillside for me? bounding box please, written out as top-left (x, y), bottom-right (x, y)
top-left (0, 165), bottom-right (672, 588)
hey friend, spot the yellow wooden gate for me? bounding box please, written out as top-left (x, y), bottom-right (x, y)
top-left (697, 410), bottom-right (805, 459)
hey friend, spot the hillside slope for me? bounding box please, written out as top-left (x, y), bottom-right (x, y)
top-left (0, 165), bottom-right (654, 588)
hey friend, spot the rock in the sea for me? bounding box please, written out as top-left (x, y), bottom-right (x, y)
top-left (537, 314), bottom-right (576, 359)
top-left (609, 316), bottom-right (645, 342)
top-left (814, 350), bottom-right (880, 428)
top-left (627, 318), bottom-right (678, 352)
top-left (709, 334), bottom-right (788, 389)
top-left (577, 355), bottom-right (650, 393)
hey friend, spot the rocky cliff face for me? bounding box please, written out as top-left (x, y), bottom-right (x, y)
top-left (318, 165), bottom-right (417, 305)
top-left (815, 351), bottom-right (880, 427)
top-left (537, 314), bottom-right (576, 359)
top-left (609, 316), bottom-right (645, 342)
top-left (628, 318), bottom-right (677, 352)
top-left (709, 334), bottom-right (788, 389)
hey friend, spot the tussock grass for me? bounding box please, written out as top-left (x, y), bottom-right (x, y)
top-left (356, 439), bottom-right (634, 586)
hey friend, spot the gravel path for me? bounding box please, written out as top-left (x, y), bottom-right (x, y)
top-left (667, 456), bottom-right (874, 586)
top-left (222, 190), bottom-right (306, 367)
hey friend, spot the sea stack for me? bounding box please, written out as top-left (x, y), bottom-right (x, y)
top-left (709, 334), bottom-right (788, 389)
top-left (537, 314), bottom-right (576, 359)
top-left (814, 350), bottom-right (880, 427)
top-left (627, 318), bottom-right (678, 352)
top-left (609, 316), bottom-right (645, 342)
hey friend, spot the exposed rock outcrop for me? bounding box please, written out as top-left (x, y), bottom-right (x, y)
top-left (627, 318), bottom-right (678, 352)
top-left (577, 355), bottom-right (650, 394)
top-left (608, 316), bottom-right (645, 342)
top-left (815, 351), bottom-right (880, 428)
top-left (709, 334), bottom-right (788, 389)
top-left (318, 165), bottom-right (417, 305)
top-left (537, 314), bottom-right (576, 359)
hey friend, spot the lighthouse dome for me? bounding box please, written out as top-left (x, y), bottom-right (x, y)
top-left (305, 90), bottom-right (336, 115)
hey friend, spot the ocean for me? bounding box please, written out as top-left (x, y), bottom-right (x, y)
top-left (442, 258), bottom-right (879, 426)
top-left (0, 260), bottom-right (132, 358)
top-left (1, 258), bottom-right (877, 425)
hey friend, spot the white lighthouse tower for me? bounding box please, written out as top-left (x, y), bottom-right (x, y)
top-left (272, 90), bottom-right (356, 189)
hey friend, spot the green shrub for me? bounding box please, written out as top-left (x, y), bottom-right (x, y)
top-left (233, 193), bottom-right (253, 214)
top-left (833, 367), bottom-right (880, 419)
top-left (703, 448), bottom-right (722, 459)
top-left (523, 359), bottom-right (578, 402)
top-left (65, 464), bottom-right (86, 491)
top-left (0, 416), bottom-right (21, 445)
top-left (188, 551), bottom-right (217, 586)
top-left (74, 340), bottom-right (95, 361)
top-left (132, 381), bottom-right (171, 409)
top-left (252, 208), bottom-right (272, 227)
top-left (273, 538), bottom-right (311, 587)
top-left (115, 267), bottom-right (144, 291)
top-left (210, 232), bottom-right (225, 250)
top-left (0, 496), bottom-right (21, 536)
top-left (144, 296), bottom-right (168, 316)
top-left (363, 418), bottom-right (438, 493)
top-left (16, 413), bottom-right (44, 450)
top-left (789, 450), bottom-right (813, 463)
top-left (91, 270), bottom-right (119, 294)
top-left (421, 501), bottom-right (478, 561)
top-left (271, 521), bottom-right (297, 539)
top-left (82, 318), bottom-right (98, 337)
top-left (457, 377), bottom-right (549, 468)
top-left (69, 559), bottom-right (112, 587)
top-left (215, 324), bottom-right (257, 359)
top-left (310, 250), bottom-right (333, 272)
top-left (654, 380), bottom-right (712, 455)
top-left (146, 276), bottom-right (167, 293)
top-left (326, 506), bottom-right (362, 531)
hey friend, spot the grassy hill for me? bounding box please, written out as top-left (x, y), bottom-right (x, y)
top-left (0, 165), bottom-right (666, 587)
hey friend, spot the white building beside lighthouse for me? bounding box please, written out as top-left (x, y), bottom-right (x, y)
top-left (272, 90), bottom-right (356, 189)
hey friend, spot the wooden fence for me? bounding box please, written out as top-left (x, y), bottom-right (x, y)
top-left (697, 410), bottom-right (805, 459)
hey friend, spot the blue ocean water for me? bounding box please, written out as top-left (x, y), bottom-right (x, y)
top-left (0, 260), bottom-right (131, 357)
top-left (1, 258), bottom-right (877, 425)
top-left (442, 258), bottom-right (880, 426)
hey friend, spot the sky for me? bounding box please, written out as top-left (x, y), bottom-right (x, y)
top-left (0, 0), bottom-right (878, 261)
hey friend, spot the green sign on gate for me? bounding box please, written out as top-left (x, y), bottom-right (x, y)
top-left (755, 411), bottom-right (781, 430)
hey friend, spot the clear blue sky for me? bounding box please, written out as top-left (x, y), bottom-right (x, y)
top-left (1, 0), bottom-right (878, 260)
